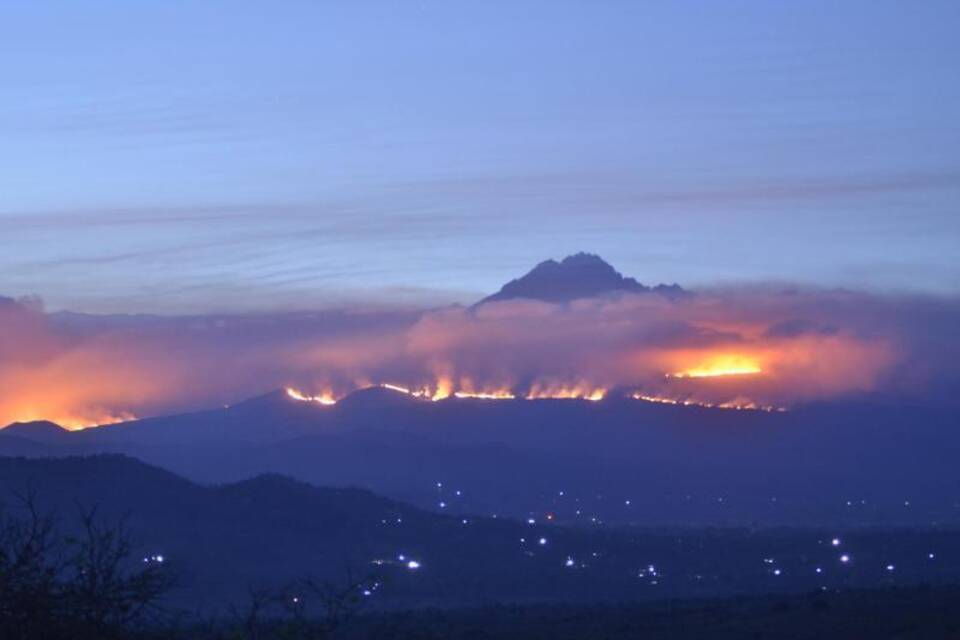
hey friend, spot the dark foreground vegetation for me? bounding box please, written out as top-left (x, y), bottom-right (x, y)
top-left (328, 587), bottom-right (960, 640)
top-left (3, 501), bottom-right (960, 639)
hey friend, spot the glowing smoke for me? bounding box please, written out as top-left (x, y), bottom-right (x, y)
top-left (0, 287), bottom-right (956, 429)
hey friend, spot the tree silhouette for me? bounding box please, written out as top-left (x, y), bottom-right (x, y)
top-left (0, 495), bottom-right (174, 640)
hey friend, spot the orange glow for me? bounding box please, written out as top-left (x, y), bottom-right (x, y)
top-left (526, 383), bottom-right (606, 402)
top-left (454, 390), bottom-right (516, 400)
top-left (382, 380), bottom-right (605, 402)
top-left (632, 393), bottom-right (785, 413)
top-left (285, 387), bottom-right (337, 405)
top-left (451, 377), bottom-right (516, 400)
top-left (378, 382), bottom-right (450, 401)
top-left (668, 354), bottom-right (763, 379)
top-left (380, 383), bottom-right (414, 395)
top-left (432, 376), bottom-right (453, 401)
top-left (3, 406), bottom-right (137, 431)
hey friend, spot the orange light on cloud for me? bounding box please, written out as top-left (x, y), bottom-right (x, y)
top-left (667, 354), bottom-right (763, 379)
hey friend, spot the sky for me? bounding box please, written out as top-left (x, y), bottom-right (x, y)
top-left (1, 1), bottom-right (959, 313)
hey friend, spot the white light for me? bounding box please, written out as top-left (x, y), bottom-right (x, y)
top-left (773, 569), bottom-right (782, 576)
top-left (929, 553), bottom-right (936, 559)
top-left (886, 564), bottom-right (895, 571)
top-left (565, 557), bottom-right (575, 567)
top-left (831, 538), bottom-right (841, 547)
top-left (363, 590), bottom-right (372, 596)
top-left (455, 490), bottom-right (462, 496)
top-left (439, 501), bottom-right (447, 508)
top-left (840, 554), bottom-right (850, 563)
top-left (398, 554), bottom-right (406, 561)
top-left (538, 537), bottom-right (547, 546)
top-left (461, 518), bottom-right (468, 525)
top-left (155, 555), bottom-right (164, 563)
top-left (406, 560), bottom-right (421, 570)
top-left (815, 567), bottom-right (822, 574)
top-left (625, 500), bottom-right (631, 506)
top-left (527, 518), bottom-right (535, 525)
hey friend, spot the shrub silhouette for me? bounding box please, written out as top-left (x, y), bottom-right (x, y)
top-left (0, 495), bottom-right (174, 640)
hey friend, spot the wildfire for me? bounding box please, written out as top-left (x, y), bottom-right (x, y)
top-left (285, 387), bottom-right (337, 405)
top-left (6, 410), bottom-right (137, 431)
top-left (380, 383), bottom-right (413, 395)
top-left (379, 383), bottom-right (452, 401)
top-left (454, 390), bottom-right (517, 400)
top-left (281, 382), bottom-right (785, 412)
top-left (667, 354), bottom-right (763, 379)
top-left (632, 393), bottom-right (784, 413)
top-left (381, 382), bottom-right (603, 402)
top-left (525, 383), bottom-right (606, 402)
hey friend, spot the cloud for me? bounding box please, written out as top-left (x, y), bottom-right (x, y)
top-left (0, 287), bottom-right (957, 428)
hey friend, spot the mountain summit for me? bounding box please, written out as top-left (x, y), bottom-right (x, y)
top-left (0, 420), bottom-right (71, 444)
top-left (478, 253), bottom-right (684, 305)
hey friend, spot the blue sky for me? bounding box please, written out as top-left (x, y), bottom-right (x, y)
top-left (1, 1), bottom-right (958, 313)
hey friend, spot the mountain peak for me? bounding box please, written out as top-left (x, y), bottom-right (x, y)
top-left (478, 253), bottom-right (685, 305)
top-left (0, 420), bottom-right (71, 443)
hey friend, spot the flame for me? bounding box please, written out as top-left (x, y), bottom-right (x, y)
top-left (431, 376), bottom-right (453, 401)
top-left (454, 390), bottom-right (516, 400)
top-left (285, 387), bottom-right (337, 405)
top-left (382, 381), bottom-right (602, 402)
top-left (667, 354), bottom-right (763, 379)
top-left (380, 383), bottom-right (413, 395)
top-left (378, 382), bottom-right (450, 401)
top-left (632, 393), bottom-right (785, 413)
top-left (377, 377), bottom-right (460, 401)
top-left (526, 383), bottom-right (606, 402)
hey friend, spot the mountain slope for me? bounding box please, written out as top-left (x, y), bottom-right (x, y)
top-left (3, 394), bottom-right (960, 529)
top-left (3, 454), bottom-right (958, 613)
top-left (0, 420), bottom-right (72, 444)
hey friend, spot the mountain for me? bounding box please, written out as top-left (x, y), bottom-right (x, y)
top-left (2, 455), bottom-right (958, 612)
top-left (0, 419), bottom-right (72, 444)
top-left (478, 252), bottom-right (685, 305)
top-left (3, 389), bottom-right (960, 529)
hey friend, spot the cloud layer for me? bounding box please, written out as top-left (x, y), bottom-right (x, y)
top-left (1, 287), bottom-right (957, 428)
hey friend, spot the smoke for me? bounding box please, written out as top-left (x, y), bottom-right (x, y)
top-left (0, 287), bottom-right (957, 428)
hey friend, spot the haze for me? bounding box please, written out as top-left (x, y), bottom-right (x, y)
top-left (2, 1), bottom-right (959, 314)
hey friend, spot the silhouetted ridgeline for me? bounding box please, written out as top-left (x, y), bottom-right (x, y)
top-left (2, 454), bottom-right (960, 618)
top-left (3, 391), bottom-right (960, 529)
